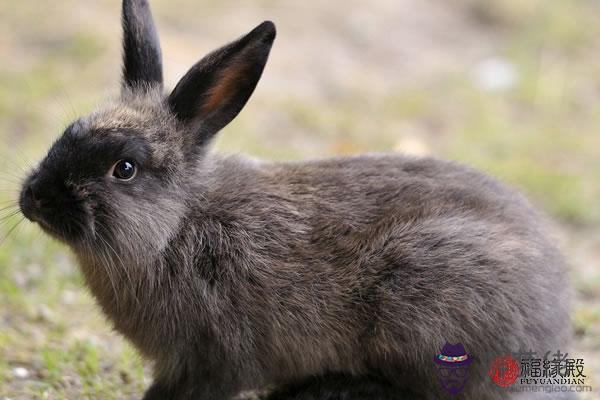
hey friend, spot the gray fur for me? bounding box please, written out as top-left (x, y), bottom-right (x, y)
top-left (20, 1), bottom-right (571, 399)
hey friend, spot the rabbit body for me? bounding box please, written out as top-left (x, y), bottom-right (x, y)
top-left (18, 1), bottom-right (571, 399)
top-left (73, 106), bottom-right (568, 398)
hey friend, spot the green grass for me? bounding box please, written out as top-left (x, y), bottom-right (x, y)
top-left (0, 212), bottom-right (148, 398)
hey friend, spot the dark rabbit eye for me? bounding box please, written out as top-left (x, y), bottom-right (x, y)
top-left (111, 160), bottom-right (137, 181)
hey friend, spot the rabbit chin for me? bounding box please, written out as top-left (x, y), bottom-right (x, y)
top-left (33, 213), bottom-right (90, 245)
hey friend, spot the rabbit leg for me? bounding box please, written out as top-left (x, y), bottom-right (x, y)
top-left (142, 367), bottom-right (239, 400)
top-left (264, 374), bottom-right (419, 400)
top-left (142, 380), bottom-right (175, 400)
top-left (142, 380), bottom-right (238, 400)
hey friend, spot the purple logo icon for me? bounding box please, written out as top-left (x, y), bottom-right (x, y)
top-left (434, 342), bottom-right (474, 396)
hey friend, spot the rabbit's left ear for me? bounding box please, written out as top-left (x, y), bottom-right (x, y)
top-left (121, 0), bottom-right (163, 90)
top-left (168, 21), bottom-right (276, 145)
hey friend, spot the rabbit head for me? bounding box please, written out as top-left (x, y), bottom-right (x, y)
top-left (19, 0), bottom-right (276, 263)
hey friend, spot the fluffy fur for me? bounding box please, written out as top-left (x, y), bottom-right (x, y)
top-left (19, 1), bottom-right (571, 399)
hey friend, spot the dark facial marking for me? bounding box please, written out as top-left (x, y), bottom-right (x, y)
top-left (19, 125), bottom-right (151, 242)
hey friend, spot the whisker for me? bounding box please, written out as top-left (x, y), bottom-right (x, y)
top-left (100, 244), bottom-right (121, 309)
top-left (0, 168), bottom-right (25, 178)
top-left (96, 221), bottom-right (123, 300)
top-left (0, 204), bottom-right (18, 213)
top-left (53, 78), bottom-right (81, 122)
top-left (98, 228), bottom-right (140, 308)
top-left (3, 187), bottom-right (22, 194)
top-left (0, 203), bottom-right (19, 212)
top-left (0, 217), bottom-right (24, 248)
top-left (0, 216), bottom-right (19, 224)
top-left (0, 177), bottom-right (22, 186)
top-left (0, 156), bottom-right (29, 176)
top-left (0, 209), bottom-right (21, 222)
top-left (1, 172), bottom-right (19, 181)
top-left (0, 198), bottom-right (18, 204)
top-left (84, 227), bottom-right (122, 310)
top-left (13, 150), bottom-right (35, 173)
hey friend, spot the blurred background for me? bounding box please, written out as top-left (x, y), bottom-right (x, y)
top-left (0, 0), bottom-right (599, 398)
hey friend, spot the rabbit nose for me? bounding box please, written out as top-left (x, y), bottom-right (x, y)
top-left (20, 183), bottom-right (42, 222)
top-left (26, 185), bottom-right (38, 203)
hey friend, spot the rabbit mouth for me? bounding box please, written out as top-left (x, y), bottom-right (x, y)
top-left (38, 216), bottom-right (88, 244)
top-left (20, 176), bottom-right (90, 243)
top-left (21, 198), bottom-right (67, 240)
top-left (36, 218), bottom-right (61, 237)
top-left (21, 200), bottom-right (86, 243)
top-left (19, 197), bottom-right (58, 237)
top-left (25, 209), bottom-right (66, 239)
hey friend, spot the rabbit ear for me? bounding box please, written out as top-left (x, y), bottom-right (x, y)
top-left (168, 21), bottom-right (276, 145)
top-left (121, 0), bottom-right (163, 90)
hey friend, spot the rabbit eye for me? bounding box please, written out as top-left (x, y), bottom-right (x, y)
top-left (111, 160), bottom-right (137, 181)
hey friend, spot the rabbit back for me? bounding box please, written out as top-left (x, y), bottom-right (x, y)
top-left (172, 153), bottom-right (570, 399)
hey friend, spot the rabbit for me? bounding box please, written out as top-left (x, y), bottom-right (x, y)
top-left (18, 0), bottom-right (573, 399)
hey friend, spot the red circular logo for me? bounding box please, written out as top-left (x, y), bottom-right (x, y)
top-left (488, 355), bottom-right (520, 387)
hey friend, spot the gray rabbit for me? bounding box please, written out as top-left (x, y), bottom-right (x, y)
top-left (18, 0), bottom-right (572, 399)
